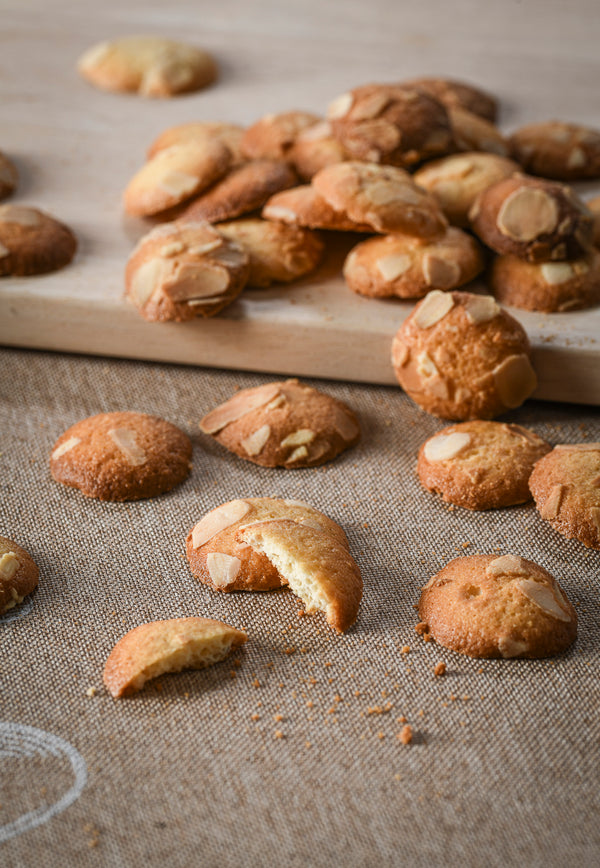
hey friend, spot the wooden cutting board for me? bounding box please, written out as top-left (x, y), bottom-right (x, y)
top-left (1, 0), bottom-right (599, 404)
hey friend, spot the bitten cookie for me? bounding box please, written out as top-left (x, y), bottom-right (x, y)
top-left (289, 121), bottom-right (348, 180)
top-left (417, 421), bottom-right (551, 509)
top-left (146, 122), bottom-right (245, 162)
top-left (414, 152), bottom-right (520, 227)
top-left (313, 162), bottom-right (447, 237)
top-left (0, 205), bottom-right (77, 276)
top-left (263, 185), bottom-right (373, 232)
top-left (240, 111), bottom-right (321, 160)
top-left (0, 151), bottom-right (18, 200)
top-left (125, 221), bottom-right (249, 322)
top-left (199, 379), bottom-right (360, 467)
top-left (186, 497), bottom-right (362, 632)
top-left (77, 35), bottom-right (217, 97)
top-left (391, 290), bottom-right (537, 420)
top-left (50, 411), bottom-right (192, 501)
top-left (216, 218), bottom-right (324, 287)
top-left (123, 141), bottom-right (232, 217)
top-left (0, 536), bottom-right (39, 616)
top-left (529, 443), bottom-right (600, 549)
top-left (343, 227), bottom-right (484, 299)
top-left (509, 121), bottom-right (600, 181)
top-left (402, 77), bottom-right (498, 122)
top-left (489, 251), bottom-right (600, 313)
top-left (103, 618), bottom-right (247, 698)
top-left (470, 175), bottom-right (594, 262)
top-left (418, 554), bottom-right (577, 658)
top-left (327, 83), bottom-right (453, 167)
top-left (181, 159), bottom-right (298, 224)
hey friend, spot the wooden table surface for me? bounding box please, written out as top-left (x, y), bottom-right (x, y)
top-left (1, 0), bottom-right (599, 403)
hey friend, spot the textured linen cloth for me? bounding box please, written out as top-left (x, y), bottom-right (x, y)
top-left (1, 347), bottom-right (599, 867)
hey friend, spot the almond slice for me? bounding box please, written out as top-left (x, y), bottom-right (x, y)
top-left (200, 384), bottom-right (281, 434)
top-left (242, 424), bottom-right (271, 456)
top-left (0, 552), bottom-right (19, 580)
top-left (493, 354), bottom-right (537, 409)
top-left (108, 428), bottom-right (146, 466)
top-left (423, 431), bottom-right (471, 462)
top-left (413, 290), bottom-right (454, 329)
top-left (51, 436), bottom-right (81, 460)
top-left (516, 578), bottom-right (571, 622)
top-left (206, 552), bottom-right (242, 588)
top-left (191, 499), bottom-right (250, 549)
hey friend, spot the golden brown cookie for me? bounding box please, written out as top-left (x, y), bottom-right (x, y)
top-left (288, 121), bottom-right (348, 180)
top-left (417, 421), bottom-right (551, 509)
top-left (529, 443), bottom-right (600, 549)
top-left (123, 141), bottom-right (232, 217)
top-left (199, 379), bottom-right (360, 467)
top-left (187, 497), bottom-right (349, 592)
top-left (216, 218), bottom-right (324, 287)
top-left (77, 35), bottom-right (217, 97)
top-left (587, 194), bottom-right (600, 246)
top-left (125, 221), bottom-right (249, 322)
top-left (186, 497), bottom-right (362, 632)
top-left (0, 151), bottom-right (18, 201)
top-left (313, 161), bottom-right (447, 237)
top-left (146, 122), bottom-right (245, 162)
top-left (240, 111), bottom-right (321, 160)
top-left (413, 152), bottom-right (520, 227)
top-left (327, 83), bottom-right (453, 167)
top-left (490, 250), bottom-right (600, 313)
top-left (181, 159), bottom-right (297, 224)
top-left (0, 536), bottom-right (39, 616)
top-left (509, 121), bottom-right (600, 180)
top-left (470, 174), bottom-right (594, 262)
top-left (262, 185), bottom-right (372, 232)
top-left (418, 554), bottom-right (577, 658)
top-left (50, 411), bottom-right (192, 501)
top-left (343, 227), bottom-right (484, 299)
top-left (391, 290), bottom-right (537, 420)
top-left (103, 618), bottom-right (247, 698)
top-left (0, 205), bottom-right (77, 276)
top-left (402, 77), bottom-right (498, 122)
top-left (448, 107), bottom-right (509, 157)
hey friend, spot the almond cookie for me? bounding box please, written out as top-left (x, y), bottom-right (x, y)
top-left (509, 121), bottom-right (600, 181)
top-left (313, 162), bottom-right (447, 237)
top-left (343, 227), bottom-right (484, 299)
top-left (587, 194), bottom-right (600, 246)
top-left (469, 175), bottom-right (594, 262)
top-left (263, 185), bottom-right (372, 232)
top-left (240, 111), bottom-right (321, 161)
top-left (413, 152), bottom-right (520, 227)
top-left (50, 411), bottom-right (192, 501)
top-left (146, 122), bottom-right (245, 163)
top-left (103, 617), bottom-right (247, 698)
top-left (77, 35), bottom-right (217, 97)
top-left (181, 159), bottom-right (297, 224)
top-left (288, 121), bottom-right (348, 181)
top-left (391, 290), bottom-right (537, 420)
top-left (186, 497), bottom-right (362, 632)
top-left (123, 141), bottom-right (232, 217)
top-left (490, 250), bottom-right (600, 313)
top-left (0, 536), bottom-right (39, 616)
top-left (448, 107), bottom-right (509, 157)
top-left (402, 77), bottom-right (498, 122)
top-left (216, 218), bottom-right (324, 287)
top-left (199, 379), bottom-right (360, 467)
top-left (0, 205), bottom-right (77, 276)
top-left (125, 221), bottom-right (249, 322)
top-left (0, 151), bottom-right (18, 201)
top-left (327, 83), bottom-right (453, 167)
top-left (417, 421), bottom-right (551, 509)
top-left (529, 443), bottom-right (600, 549)
top-left (418, 554), bottom-right (577, 658)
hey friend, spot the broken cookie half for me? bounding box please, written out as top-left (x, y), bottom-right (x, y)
top-left (186, 497), bottom-right (362, 633)
top-left (103, 617), bottom-right (247, 698)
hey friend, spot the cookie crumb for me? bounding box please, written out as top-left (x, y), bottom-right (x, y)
top-left (434, 662), bottom-right (447, 677)
top-left (400, 645), bottom-right (411, 654)
top-left (274, 730), bottom-right (285, 739)
top-left (397, 725), bottom-right (413, 745)
top-left (251, 713), bottom-right (260, 721)
top-left (85, 686), bottom-right (97, 697)
top-left (415, 622), bottom-right (429, 635)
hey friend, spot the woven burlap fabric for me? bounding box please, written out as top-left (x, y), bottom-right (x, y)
top-left (1, 347), bottom-right (599, 867)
